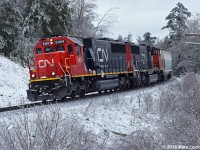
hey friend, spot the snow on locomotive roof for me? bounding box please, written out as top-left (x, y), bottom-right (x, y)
top-left (67, 37), bottom-right (84, 46)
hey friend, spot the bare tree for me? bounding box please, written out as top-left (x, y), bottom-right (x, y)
top-left (0, 106), bottom-right (100, 150)
top-left (143, 92), bottom-right (153, 114)
top-left (70, 0), bottom-right (118, 37)
top-left (95, 7), bottom-right (118, 37)
top-left (158, 73), bottom-right (200, 147)
top-left (113, 130), bottom-right (159, 150)
top-left (70, 0), bottom-right (97, 37)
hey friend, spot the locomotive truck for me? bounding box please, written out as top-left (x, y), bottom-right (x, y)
top-left (27, 36), bottom-right (172, 101)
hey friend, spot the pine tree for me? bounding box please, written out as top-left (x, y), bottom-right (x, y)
top-left (0, 0), bottom-right (22, 57)
top-left (162, 2), bottom-right (191, 41)
top-left (142, 32), bottom-right (157, 46)
top-left (24, 0), bottom-right (72, 38)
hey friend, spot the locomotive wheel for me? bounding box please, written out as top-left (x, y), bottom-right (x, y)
top-left (118, 84), bottom-right (123, 91)
top-left (124, 82), bottom-right (130, 90)
top-left (33, 91), bottom-right (38, 101)
top-left (168, 73), bottom-right (172, 79)
top-left (70, 91), bottom-right (76, 98)
top-left (160, 74), bottom-right (165, 81)
top-left (43, 99), bottom-right (47, 103)
top-left (79, 90), bottom-right (85, 97)
top-left (61, 97), bottom-right (66, 101)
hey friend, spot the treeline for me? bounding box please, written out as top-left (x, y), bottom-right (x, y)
top-left (1, 1), bottom-right (199, 75)
top-left (0, 0), bottom-right (116, 65)
top-left (126, 2), bottom-right (200, 75)
top-left (158, 2), bottom-right (200, 75)
top-left (0, 0), bottom-right (71, 64)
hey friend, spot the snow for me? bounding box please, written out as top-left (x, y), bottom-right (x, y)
top-left (0, 55), bottom-right (180, 147)
top-left (56, 79), bottom-right (179, 145)
top-left (0, 55), bottom-right (29, 107)
top-left (0, 78), bottom-right (179, 147)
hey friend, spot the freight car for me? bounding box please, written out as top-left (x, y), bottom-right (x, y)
top-left (27, 36), bottom-right (172, 101)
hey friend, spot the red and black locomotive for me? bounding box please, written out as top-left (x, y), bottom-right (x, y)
top-left (27, 36), bottom-right (172, 101)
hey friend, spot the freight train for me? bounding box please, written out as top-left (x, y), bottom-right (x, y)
top-left (27, 36), bottom-right (172, 101)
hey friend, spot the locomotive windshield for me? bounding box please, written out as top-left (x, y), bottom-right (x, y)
top-left (56, 46), bottom-right (65, 51)
top-left (44, 47), bottom-right (54, 53)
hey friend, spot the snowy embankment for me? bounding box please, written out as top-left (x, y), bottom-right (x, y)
top-left (0, 55), bottom-right (29, 107)
top-left (58, 78), bottom-right (179, 145)
top-left (0, 55), bottom-right (183, 148)
top-left (0, 76), bottom-right (180, 148)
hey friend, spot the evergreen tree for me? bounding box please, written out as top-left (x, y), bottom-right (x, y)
top-left (0, 0), bottom-right (22, 57)
top-left (136, 32), bottom-right (157, 46)
top-left (24, 0), bottom-right (72, 38)
top-left (162, 2), bottom-right (191, 41)
top-left (142, 32), bottom-right (157, 46)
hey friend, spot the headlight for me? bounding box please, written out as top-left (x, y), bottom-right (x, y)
top-left (32, 74), bottom-right (35, 78)
top-left (52, 72), bottom-right (55, 76)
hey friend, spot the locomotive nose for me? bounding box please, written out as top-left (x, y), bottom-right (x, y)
top-left (37, 54), bottom-right (57, 78)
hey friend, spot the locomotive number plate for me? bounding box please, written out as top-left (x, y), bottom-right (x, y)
top-left (55, 40), bottom-right (65, 44)
top-left (42, 42), bottom-right (50, 46)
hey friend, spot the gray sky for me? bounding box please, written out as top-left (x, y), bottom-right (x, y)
top-left (96, 0), bottom-right (200, 42)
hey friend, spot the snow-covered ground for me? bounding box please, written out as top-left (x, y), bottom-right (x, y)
top-left (0, 80), bottom-right (176, 146)
top-left (58, 79), bottom-right (179, 145)
top-left (0, 55), bottom-right (29, 107)
top-left (0, 59), bottom-right (180, 146)
top-left (0, 55), bottom-right (180, 147)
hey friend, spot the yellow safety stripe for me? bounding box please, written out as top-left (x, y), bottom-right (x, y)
top-left (29, 71), bottom-right (133, 82)
top-left (30, 77), bottom-right (60, 83)
top-left (72, 71), bottom-right (133, 78)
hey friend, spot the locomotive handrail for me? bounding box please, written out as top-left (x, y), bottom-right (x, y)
top-left (64, 58), bottom-right (72, 82)
top-left (58, 62), bottom-right (71, 85)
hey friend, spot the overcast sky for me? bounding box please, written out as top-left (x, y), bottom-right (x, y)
top-left (95, 0), bottom-right (200, 42)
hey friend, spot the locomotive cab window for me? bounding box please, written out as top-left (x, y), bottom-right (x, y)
top-left (68, 44), bottom-right (73, 54)
top-left (56, 46), bottom-right (65, 52)
top-left (36, 48), bottom-right (42, 54)
top-left (44, 47), bottom-right (54, 53)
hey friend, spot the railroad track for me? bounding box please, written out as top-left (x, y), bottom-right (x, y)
top-left (0, 78), bottom-right (176, 113)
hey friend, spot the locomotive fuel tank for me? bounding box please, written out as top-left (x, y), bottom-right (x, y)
top-left (92, 79), bottom-right (119, 91)
top-left (148, 74), bottom-right (158, 83)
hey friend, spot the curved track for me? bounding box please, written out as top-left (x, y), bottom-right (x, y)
top-left (0, 78), bottom-right (176, 113)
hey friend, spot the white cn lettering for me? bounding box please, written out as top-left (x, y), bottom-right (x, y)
top-left (97, 48), bottom-right (108, 62)
top-left (38, 59), bottom-right (54, 68)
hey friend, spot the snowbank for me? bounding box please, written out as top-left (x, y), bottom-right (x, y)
top-left (0, 55), bottom-right (29, 107)
top-left (0, 74), bottom-right (179, 148)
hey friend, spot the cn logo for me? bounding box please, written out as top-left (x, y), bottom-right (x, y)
top-left (38, 59), bottom-right (54, 68)
top-left (97, 47), bottom-right (108, 62)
